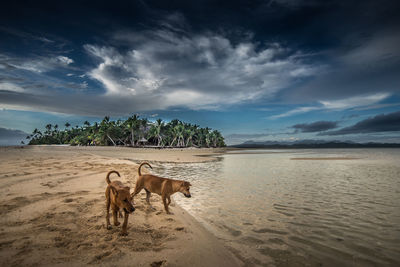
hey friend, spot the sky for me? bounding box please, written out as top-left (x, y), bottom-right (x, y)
top-left (0, 0), bottom-right (400, 145)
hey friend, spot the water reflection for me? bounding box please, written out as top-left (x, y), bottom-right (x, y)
top-left (154, 149), bottom-right (400, 266)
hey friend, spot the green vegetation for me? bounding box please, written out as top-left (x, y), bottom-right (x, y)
top-left (26, 115), bottom-right (225, 147)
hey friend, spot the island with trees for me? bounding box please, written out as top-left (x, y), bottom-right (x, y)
top-left (26, 115), bottom-right (225, 148)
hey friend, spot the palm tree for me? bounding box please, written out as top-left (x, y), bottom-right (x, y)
top-left (97, 116), bottom-right (116, 146)
top-left (45, 124), bottom-right (52, 135)
top-left (27, 116), bottom-right (226, 147)
top-left (185, 124), bottom-right (198, 147)
top-left (149, 119), bottom-right (164, 147)
top-left (210, 130), bottom-right (219, 147)
top-left (125, 115), bottom-right (140, 146)
top-left (139, 118), bottom-right (149, 140)
top-left (176, 124), bottom-right (185, 147)
top-left (204, 128), bottom-right (211, 147)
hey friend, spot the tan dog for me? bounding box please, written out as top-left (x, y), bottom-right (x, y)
top-left (132, 162), bottom-right (192, 214)
top-left (105, 170), bottom-right (135, 235)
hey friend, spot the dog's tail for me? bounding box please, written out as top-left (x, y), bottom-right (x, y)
top-left (106, 170), bottom-right (120, 184)
top-left (138, 162), bottom-right (152, 176)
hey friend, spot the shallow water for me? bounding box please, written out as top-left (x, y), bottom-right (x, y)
top-left (154, 149), bottom-right (400, 266)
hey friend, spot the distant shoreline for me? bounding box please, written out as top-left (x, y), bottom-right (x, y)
top-left (0, 145), bottom-right (227, 163)
top-left (4, 144), bottom-right (400, 150)
top-left (229, 143), bottom-right (400, 149)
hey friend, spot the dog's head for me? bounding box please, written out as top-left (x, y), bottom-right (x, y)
top-left (178, 181), bottom-right (192, 198)
top-left (110, 186), bottom-right (135, 213)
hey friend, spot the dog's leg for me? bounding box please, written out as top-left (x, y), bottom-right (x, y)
top-left (120, 212), bottom-right (129, 236)
top-left (106, 188), bottom-right (111, 229)
top-left (113, 207), bottom-right (120, 226)
top-left (131, 178), bottom-right (143, 198)
top-left (144, 188), bottom-right (156, 210)
top-left (161, 181), bottom-right (172, 214)
top-left (145, 188), bottom-right (151, 204)
top-left (118, 210), bottom-right (123, 218)
top-left (162, 195), bottom-right (171, 214)
top-left (166, 195), bottom-right (173, 213)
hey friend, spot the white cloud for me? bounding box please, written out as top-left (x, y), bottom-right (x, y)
top-left (270, 106), bottom-right (321, 119)
top-left (319, 93), bottom-right (390, 109)
top-left (0, 54), bottom-right (74, 73)
top-left (56, 56), bottom-right (74, 65)
top-left (85, 30), bottom-right (318, 110)
top-left (0, 82), bottom-right (25, 93)
top-left (80, 81), bottom-right (88, 89)
top-left (270, 93), bottom-right (390, 119)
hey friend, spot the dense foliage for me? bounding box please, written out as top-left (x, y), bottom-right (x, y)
top-left (26, 115), bottom-right (225, 147)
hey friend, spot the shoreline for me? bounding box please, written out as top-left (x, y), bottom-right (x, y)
top-left (17, 145), bottom-right (228, 163)
top-left (0, 146), bottom-right (241, 266)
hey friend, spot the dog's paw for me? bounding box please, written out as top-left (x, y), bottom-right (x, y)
top-left (119, 231), bottom-right (128, 236)
top-left (106, 225), bottom-right (112, 230)
top-left (114, 222), bottom-right (121, 226)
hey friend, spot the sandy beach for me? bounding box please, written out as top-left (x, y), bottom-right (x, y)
top-left (0, 146), bottom-right (240, 266)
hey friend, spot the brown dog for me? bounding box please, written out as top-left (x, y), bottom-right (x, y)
top-left (105, 170), bottom-right (135, 235)
top-left (132, 162), bottom-right (192, 214)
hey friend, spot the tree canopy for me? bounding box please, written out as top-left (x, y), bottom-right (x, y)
top-left (26, 116), bottom-right (225, 148)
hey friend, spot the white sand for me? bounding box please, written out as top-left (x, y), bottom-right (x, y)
top-left (0, 146), bottom-right (240, 266)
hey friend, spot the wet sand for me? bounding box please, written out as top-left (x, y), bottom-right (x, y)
top-left (167, 148), bottom-right (400, 266)
top-left (0, 146), bottom-right (239, 266)
top-left (290, 157), bottom-right (360, 160)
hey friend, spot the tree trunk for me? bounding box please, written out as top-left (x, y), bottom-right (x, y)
top-left (186, 136), bottom-right (192, 147)
top-left (131, 129), bottom-right (135, 146)
top-left (157, 136), bottom-right (162, 147)
top-left (118, 138), bottom-right (126, 146)
top-left (107, 134), bottom-right (116, 146)
top-left (170, 137), bottom-right (177, 146)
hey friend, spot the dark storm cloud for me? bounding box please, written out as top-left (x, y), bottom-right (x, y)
top-left (320, 111), bottom-right (400, 136)
top-left (287, 31), bottom-right (400, 103)
top-left (341, 114), bottom-right (359, 120)
top-left (292, 121), bottom-right (338, 133)
top-left (0, 0), bottom-right (399, 115)
top-left (282, 0), bottom-right (400, 103)
top-left (0, 27), bottom-right (54, 43)
top-left (0, 90), bottom-right (162, 116)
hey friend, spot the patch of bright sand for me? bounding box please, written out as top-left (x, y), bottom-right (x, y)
top-left (0, 146), bottom-right (239, 266)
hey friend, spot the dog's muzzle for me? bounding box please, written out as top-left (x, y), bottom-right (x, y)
top-left (184, 193), bottom-right (191, 198)
top-left (124, 207), bottom-right (135, 213)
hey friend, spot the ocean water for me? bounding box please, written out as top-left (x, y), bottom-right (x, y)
top-left (155, 149), bottom-right (400, 266)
